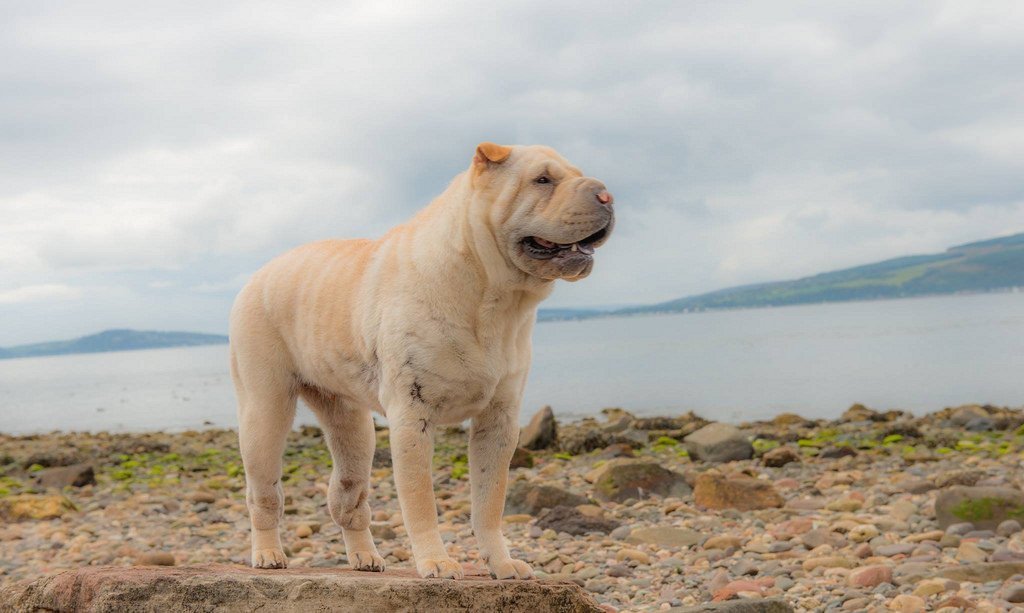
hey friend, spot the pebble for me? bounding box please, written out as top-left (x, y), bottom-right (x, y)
top-left (996, 519), bottom-right (1022, 537)
top-left (848, 565), bottom-right (892, 587)
top-left (888, 594), bottom-right (925, 612)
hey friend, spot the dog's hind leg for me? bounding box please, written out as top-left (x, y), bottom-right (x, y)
top-left (302, 387), bottom-right (384, 572)
top-left (232, 346), bottom-right (297, 569)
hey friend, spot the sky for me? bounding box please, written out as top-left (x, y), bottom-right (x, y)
top-left (1, 1), bottom-right (1023, 346)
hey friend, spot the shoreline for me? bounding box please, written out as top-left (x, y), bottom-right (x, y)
top-left (3, 402), bottom-right (1024, 610)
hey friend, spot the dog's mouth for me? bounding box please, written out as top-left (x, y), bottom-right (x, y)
top-left (520, 226), bottom-right (609, 260)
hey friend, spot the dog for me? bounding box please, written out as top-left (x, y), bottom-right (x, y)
top-left (229, 142), bottom-right (614, 579)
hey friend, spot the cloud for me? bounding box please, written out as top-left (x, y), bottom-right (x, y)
top-left (1, 1), bottom-right (1023, 342)
top-left (0, 283), bottom-right (81, 305)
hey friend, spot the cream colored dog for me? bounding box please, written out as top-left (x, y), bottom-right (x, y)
top-left (229, 143), bottom-right (614, 580)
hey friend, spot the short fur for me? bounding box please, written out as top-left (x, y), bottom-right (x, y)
top-left (230, 143), bottom-right (613, 579)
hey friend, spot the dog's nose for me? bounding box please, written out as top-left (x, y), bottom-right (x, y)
top-left (596, 190), bottom-right (613, 206)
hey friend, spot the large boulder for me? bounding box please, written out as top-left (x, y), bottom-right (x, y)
top-left (519, 406), bottom-right (557, 450)
top-left (694, 473), bottom-right (784, 511)
top-left (684, 423), bottom-right (753, 463)
top-left (0, 564), bottom-right (602, 612)
top-left (590, 460), bottom-right (690, 503)
top-left (935, 486), bottom-right (1024, 530)
top-left (505, 483), bottom-right (588, 515)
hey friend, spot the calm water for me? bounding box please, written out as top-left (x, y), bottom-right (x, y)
top-left (1, 292), bottom-right (1022, 434)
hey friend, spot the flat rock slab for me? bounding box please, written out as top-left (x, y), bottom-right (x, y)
top-left (0, 563), bottom-right (602, 613)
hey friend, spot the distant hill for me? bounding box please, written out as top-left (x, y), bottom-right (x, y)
top-left (620, 232), bottom-right (1024, 316)
top-left (0, 329), bottom-right (228, 360)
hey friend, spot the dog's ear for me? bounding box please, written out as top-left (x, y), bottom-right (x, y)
top-left (473, 142), bottom-right (512, 167)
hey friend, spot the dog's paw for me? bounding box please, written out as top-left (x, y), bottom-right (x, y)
top-left (416, 557), bottom-right (464, 579)
top-left (252, 548), bottom-right (288, 569)
top-left (488, 557), bottom-right (534, 580)
top-left (349, 550), bottom-right (386, 572)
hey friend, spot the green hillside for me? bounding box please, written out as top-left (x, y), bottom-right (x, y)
top-left (621, 232), bottom-right (1024, 315)
top-left (0, 329), bottom-right (228, 360)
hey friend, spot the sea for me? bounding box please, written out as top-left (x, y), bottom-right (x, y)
top-left (1, 292), bottom-right (1022, 435)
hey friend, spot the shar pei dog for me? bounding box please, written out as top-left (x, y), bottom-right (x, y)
top-left (229, 143), bottom-right (614, 579)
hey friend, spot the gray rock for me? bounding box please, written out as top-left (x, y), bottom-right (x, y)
top-left (997, 519), bottom-right (1022, 537)
top-left (945, 522), bottom-right (975, 536)
top-left (505, 483), bottom-right (588, 515)
top-left (0, 563), bottom-right (603, 612)
top-left (935, 486), bottom-right (1024, 530)
top-left (519, 406), bottom-right (557, 450)
top-left (684, 423), bottom-right (753, 463)
top-left (534, 506), bottom-right (619, 536)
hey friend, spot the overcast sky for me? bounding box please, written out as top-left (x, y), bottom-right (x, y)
top-left (1, 1), bottom-right (1023, 345)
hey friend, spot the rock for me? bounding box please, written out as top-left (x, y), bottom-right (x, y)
top-left (997, 519), bottom-right (1022, 536)
top-left (1002, 584), bottom-right (1024, 603)
top-left (189, 491), bottom-right (217, 504)
top-left (135, 552), bottom-right (175, 566)
top-left (684, 423), bottom-right (753, 463)
top-left (295, 524), bottom-right (313, 538)
top-left (948, 404), bottom-right (990, 427)
top-left (944, 521), bottom-right (974, 536)
top-left (847, 524), bottom-right (879, 543)
top-left (520, 406), bottom-right (557, 450)
top-left (509, 447), bottom-right (534, 469)
top-left (34, 463), bottom-right (96, 489)
top-left (934, 486), bottom-right (1024, 530)
top-left (625, 527), bottom-right (701, 548)
top-left (956, 542), bottom-right (987, 563)
top-left (590, 460), bottom-right (690, 503)
top-left (693, 473), bottom-right (783, 511)
top-left (0, 494), bottom-right (75, 521)
top-left (848, 565), bottom-right (892, 587)
top-left (933, 469), bottom-right (984, 488)
top-left (819, 446), bottom-right (857, 459)
top-left (0, 564), bottom-right (602, 611)
top-left (888, 594), bottom-right (925, 612)
top-left (762, 447), bottom-right (800, 467)
top-left (673, 600), bottom-right (794, 613)
top-left (937, 561), bottom-right (1024, 582)
top-left (703, 535), bottom-right (744, 550)
top-left (772, 413), bottom-right (807, 426)
top-left (534, 506), bottom-right (619, 536)
top-left (912, 578), bottom-right (950, 598)
top-left (505, 483), bottom-right (588, 515)
top-left (558, 427), bottom-right (610, 455)
top-left (841, 403), bottom-right (878, 422)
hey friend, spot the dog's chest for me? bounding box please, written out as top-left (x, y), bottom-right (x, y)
top-left (395, 326), bottom-right (524, 423)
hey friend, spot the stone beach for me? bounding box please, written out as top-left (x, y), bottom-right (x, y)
top-left (2, 402), bottom-right (1024, 611)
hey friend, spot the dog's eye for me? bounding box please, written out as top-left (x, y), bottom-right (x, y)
top-left (535, 176), bottom-right (551, 184)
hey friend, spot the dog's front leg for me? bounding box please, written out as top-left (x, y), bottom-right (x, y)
top-left (469, 399), bottom-right (534, 580)
top-left (389, 409), bottom-right (464, 579)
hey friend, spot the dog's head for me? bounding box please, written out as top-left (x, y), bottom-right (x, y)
top-left (470, 142), bottom-right (614, 282)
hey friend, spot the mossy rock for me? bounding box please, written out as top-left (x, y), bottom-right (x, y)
top-left (935, 486), bottom-right (1024, 530)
